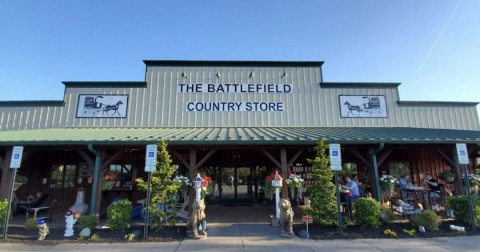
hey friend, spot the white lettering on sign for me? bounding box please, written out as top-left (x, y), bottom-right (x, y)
top-left (186, 102), bottom-right (284, 112)
top-left (177, 84), bottom-right (292, 93)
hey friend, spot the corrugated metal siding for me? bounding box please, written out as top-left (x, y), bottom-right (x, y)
top-left (0, 63), bottom-right (479, 131)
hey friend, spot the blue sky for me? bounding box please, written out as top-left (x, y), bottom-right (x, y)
top-left (1, 1), bottom-right (479, 114)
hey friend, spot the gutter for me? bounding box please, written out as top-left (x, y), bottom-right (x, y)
top-left (88, 144), bottom-right (100, 216)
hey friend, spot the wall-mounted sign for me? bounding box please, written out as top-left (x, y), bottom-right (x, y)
top-left (339, 95), bottom-right (387, 118)
top-left (178, 83), bottom-right (292, 112)
top-left (76, 94), bottom-right (128, 118)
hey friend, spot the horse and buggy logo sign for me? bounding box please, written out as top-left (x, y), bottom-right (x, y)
top-left (76, 94), bottom-right (128, 118)
top-left (339, 95), bottom-right (387, 118)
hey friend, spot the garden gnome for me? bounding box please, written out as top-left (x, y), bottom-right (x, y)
top-left (64, 211), bottom-right (77, 237)
top-left (37, 219), bottom-right (49, 241)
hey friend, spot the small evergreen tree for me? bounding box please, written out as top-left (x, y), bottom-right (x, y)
top-left (136, 140), bottom-right (179, 230)
top-left (305, 138), bottom-right (338, 226)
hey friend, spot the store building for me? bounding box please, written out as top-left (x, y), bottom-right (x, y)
top-left (0, 60), bottom-right (479, 215)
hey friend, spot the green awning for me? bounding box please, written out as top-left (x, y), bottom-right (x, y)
top-left (0, 127), bottom-right (478, 146)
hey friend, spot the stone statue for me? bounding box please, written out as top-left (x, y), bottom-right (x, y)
top-left (190, 200), bottom-right (207, 238)
top-left (37, 219), bottom-right (49, 240)
top-left (64, 211), bottom-right (77, 237)
top-left (278, 198), bottom-right (294, 237)
top-left (69, 188), bottom-right (89, 216)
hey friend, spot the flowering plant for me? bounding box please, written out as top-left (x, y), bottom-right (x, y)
top-left (173, 175), bottom-right (190, 192)
top-left (263, 173), bottom-right (277, 201)
top-left (466, 173), bottom-right (480, 187)
top-left (102, 171), bottom-right (118, 190)
top-left (285, 174), bottom-right (305, 200)
top-left (379, 175), bottom-right (397, 189)
top-left (202, 176), bottom-right (213, 196)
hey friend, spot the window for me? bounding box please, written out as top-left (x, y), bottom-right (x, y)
top-left (107, 164), bottom-right (134, 189)
top-left (388, 162), bottom-right (412, 180)
top-left (50, 164), bottom-right (76, 188)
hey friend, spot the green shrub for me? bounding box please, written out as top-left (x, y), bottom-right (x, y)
top-left (354, 197), bottom-right (382, 228)
top-left (78, 214), bottom-right (100, 231)
top-left (107, 199), bottom-right (133, 231)
top-left (90, 233), bottom-right (100, 241)
top-left (383, 228), bottom-right (397, 237)
top-left (411, 210), bottom-right (441, 231)
top-left (402, 228), bottom-right (416, 237)
top-left (0, 199), bottom-right (8, 226)
top-left (24, 218), bottom-right (38, 231)
top-left (447, 195), bottom-right (480, 226)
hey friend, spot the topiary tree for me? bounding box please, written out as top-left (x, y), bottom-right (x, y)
top-left (107, 199), bottom-right (133, 231)
top-left (305, 138), bottom-right (338, 226)
top-left (136, 140), bottom-right (179, 230)
top-left (354, 197), bottom-right (382, 228)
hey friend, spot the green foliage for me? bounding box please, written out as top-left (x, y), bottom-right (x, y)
top-left (411, 209), bottom-right (441, 231)
top-left (354, 198), bottom-right (382, 228)
top-left (383, 229), bottom-right (397, 237)
top-left (125, 232), bottom-right (136, 241)
top-left (0, 199), bottom-right (8, 226)
top-left (305, 139), bottom-right (338, 226)
top-left (24, 218), bottom-right (38, 231)
top-left (447, 195), bottom-right (480, 225)
top-left (90, 233), bottom-right (100, 241)
top-left (77, 214), bottom-right (100, 231)
top-left (135, 140), bottom-right (180, 230)
top-left (402, 228), bottom-right (416, 237)
top-left (107, 199), bottom-right (133, 231)
top-left (15, 174), bottom-right (28, 184)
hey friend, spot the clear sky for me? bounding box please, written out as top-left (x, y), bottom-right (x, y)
top-left (1, 1), bottom-right (479, 115)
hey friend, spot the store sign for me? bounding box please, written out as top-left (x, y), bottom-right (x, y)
top-left (339, 95), bottom-right (387, 118)
top-left (178, 83), bottom-right (292, 112)
top-left (76, 94), bottom-right (128, 118)
top-left (329, 144), bottom-right (342, 171)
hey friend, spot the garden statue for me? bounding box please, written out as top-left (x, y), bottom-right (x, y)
top-left (190, 199), bottom-right (207, 239)
top-left (69, 188), bottom-right (89, 216)
top-left (64, 211), bottom-right (77, 237)
top-left (278, 198), bottom-right (294, 237)
top-left (37, 219), bottom-right (49, 241)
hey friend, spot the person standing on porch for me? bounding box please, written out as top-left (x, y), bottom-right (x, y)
top-left (342, 176), bottom-right (360, 199)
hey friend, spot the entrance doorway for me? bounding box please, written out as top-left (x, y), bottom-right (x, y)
top-left (220, 167), bottom-right (252, 204)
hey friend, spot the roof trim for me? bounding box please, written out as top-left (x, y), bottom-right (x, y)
top-left (397, 101), bottom-right (479, 106)
top-left (0, 100), bottom-right (64, 107)
top-left (0, 127), bottom-right (478, 146)
top-left (62, 82), bottom-right (147, 88)
top-left (320, 82), bottom-right (401, 88)
top-left (143, 60), bottom-right (324, 67)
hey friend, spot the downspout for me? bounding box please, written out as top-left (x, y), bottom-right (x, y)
top-left (371, 143), bottom-right (384, 202)
top-left (88, 144), bottom-right (100, 215)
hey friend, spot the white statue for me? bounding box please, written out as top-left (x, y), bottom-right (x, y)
top-left (64, 211), bottom-right (77, 237)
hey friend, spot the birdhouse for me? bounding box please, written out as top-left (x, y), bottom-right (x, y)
top-left (272, 171), bottom-right (283, 188)
top-left (192, 173), bottom-right (204, 189)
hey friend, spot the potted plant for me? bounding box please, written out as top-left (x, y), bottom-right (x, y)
top-left (14, 174), bottom-right (28, 191)
top-left (439, 170), bottom-right (456, 182)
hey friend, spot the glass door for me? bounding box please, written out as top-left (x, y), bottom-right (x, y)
top-left (220, 167), bottom-right (252, 203)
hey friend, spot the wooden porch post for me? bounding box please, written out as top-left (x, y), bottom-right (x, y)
top-left (0, 148), bottom-right (13, 200)
top-left (280, 148), bottom-right (289, 199)
top-left (188, 149), bottom-right (197, 215)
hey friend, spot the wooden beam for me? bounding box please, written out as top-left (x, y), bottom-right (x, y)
top-left (377, 149), bottom-right (393, 166)
top-left (172, 150), bottom-right (190, 169)
top-left (0, 148), bottom-right (13, 200)
top-left (280, 148), bottom-right (289, 198)
top-left (434, 148), bottom-right (456, 168)
top-left (77, 150), bottom-right (94, 168)
top-left (348, 149), bottom-right (370, 166)
top-left (188, 149), bottom-right (197, 215)
top-left (196, 149), bottom-right (217, 168)
top-left (100, 149), bottom-right (123, 170)
top-left (288, 149), bottom-right (304, 166)
top-left (0, 155), bottom-right (3, 170)
top-left (260, 149), bottom-right (282, 168)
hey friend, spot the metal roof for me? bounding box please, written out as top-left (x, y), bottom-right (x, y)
top-left (0, 127), bottom-right (478, 146)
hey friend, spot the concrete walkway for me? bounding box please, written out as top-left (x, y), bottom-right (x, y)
top-left (1, 222), bottom-right (479, 252)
